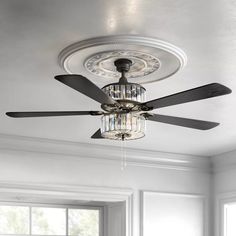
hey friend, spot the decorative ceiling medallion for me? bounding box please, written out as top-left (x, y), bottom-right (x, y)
top-left (85, 50), bottom-right (160, 79)
top-left (58, 35), bottom-right (187, 84)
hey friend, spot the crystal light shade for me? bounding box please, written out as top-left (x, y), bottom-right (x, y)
top-left (101, 113), bottom-right (145, 140)
top-left (102, 83), bottom-right (146, 102)
top-left (101, 83), bottom-right (146, 140)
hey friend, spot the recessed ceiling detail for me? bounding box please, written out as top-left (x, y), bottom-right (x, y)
top-left (58, 35), bottom-right (187, 84)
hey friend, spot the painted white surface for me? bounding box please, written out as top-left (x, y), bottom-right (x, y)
top-left (0, 0), bottom-right (234, 156)
top-left (0, 133), bottom-right (211, 172)
top-left (213, 150), bottom-right (236, 193)
top-left (106, 202), bottom-right (126, 236)
top-left (0, 148), bottom-right (211, 236)
top-left (1, 1), bottom-right (232, 233)
top-left (142, 192), bottom-right (204, 236)
top-left (223, 203), bottom-right (236, 236)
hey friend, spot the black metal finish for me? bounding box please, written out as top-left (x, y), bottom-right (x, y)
top-left (55, 74), bottom-right (117, 105)
top-left (146, 113), bottom-right (219, 130)
top-left (118, 75), bottom-right (128, 84)
top-left (141, 83), bottom-right (232, 110)
top-left (114, 58), bottom-right (132, 73)
top-left (6, 111), bottom-right (103, 118)
top-left (101, 99), bottom-right (141, 113)
top-left (91, 129), bottom-right (104, 139)
top-left (114, 58), bottom-right (132, 84)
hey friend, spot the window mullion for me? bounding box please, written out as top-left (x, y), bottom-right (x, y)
top-left (66, 208), bottom-right (68, 236)
top-left (29, 206), bottom-right (32, 236)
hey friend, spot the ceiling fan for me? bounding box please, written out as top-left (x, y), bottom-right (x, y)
top-left (6, 58), bottom-right (232, 141)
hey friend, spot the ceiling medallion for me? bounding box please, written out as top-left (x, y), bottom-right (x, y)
top-left (58, 35), bottom-right (187, 84)
top-left (85, 50), bottom-right (160, 79)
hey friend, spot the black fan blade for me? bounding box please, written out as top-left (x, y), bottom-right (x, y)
top-left (146, 113), bottom-right (219, 130)
top-left (6, 111), bottom-right (103, 118)
top-left (55, 74), bottom-right (116, 105)
top-left (91, 129), bottom-right (104, 139)
top-left (142, 83), bottom-right (231, 110)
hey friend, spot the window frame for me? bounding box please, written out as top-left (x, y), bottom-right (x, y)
top-left (216, 192), bottom-right (236, 236)
top-left (0, 201), bottom-right (104, 236)
top-left (220, 197), bottom-right (236, 236)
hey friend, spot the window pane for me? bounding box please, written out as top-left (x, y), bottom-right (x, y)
top-left (0, 205), bottom-right (29, 234)
top-left (69, 209), bottom-right (99, 236)
top-left (32, 207), bottom-right (66, 235)
top-left (224, 203), bottom-right (236, 236)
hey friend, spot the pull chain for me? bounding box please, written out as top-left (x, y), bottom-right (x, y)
top-left (121, 134), bottom-right (127, 171)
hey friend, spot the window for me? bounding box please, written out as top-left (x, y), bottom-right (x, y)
top-left (0, 203), bottom-right (101, 236)
top-left (224, 202), bottom-right (236, 236)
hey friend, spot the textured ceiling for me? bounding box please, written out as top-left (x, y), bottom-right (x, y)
top-left (0, 0), bottom-right (235, 156)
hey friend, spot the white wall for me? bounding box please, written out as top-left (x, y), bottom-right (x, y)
top-left (213, 150), bottom-right (236, 193)
top-left (0, 146), bottom-right (211, 236)
top-left (142, 192), bottom-right (205, 236)
top-left (106, 202), bottom-right (126, 236)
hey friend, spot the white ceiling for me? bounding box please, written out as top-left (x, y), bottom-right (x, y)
top-left (1, 0), bottom-right (236, 157)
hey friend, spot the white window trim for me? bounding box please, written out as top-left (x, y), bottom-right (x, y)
top-left (0, 182), bottom-right (134, 236)
top-left (215, 192), bottom-right (236, 236)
